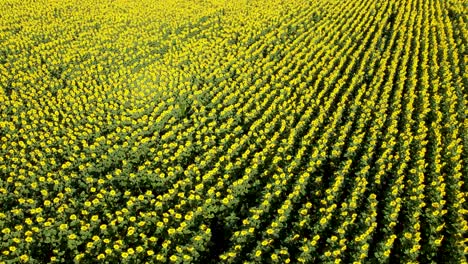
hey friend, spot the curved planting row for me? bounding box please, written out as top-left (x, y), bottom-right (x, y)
top-left (0, 0), bottom-right (466, 263)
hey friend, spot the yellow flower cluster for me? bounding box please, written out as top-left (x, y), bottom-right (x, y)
top-left (0, 0), bottom-right (466, 263)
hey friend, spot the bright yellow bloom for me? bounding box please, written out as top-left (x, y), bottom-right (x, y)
top-left (20, 255), bottom-right (29, 262)
top-left (170, 255), bottom-right (178, 262)
top-left (271, 253), bottom-right (278, 261)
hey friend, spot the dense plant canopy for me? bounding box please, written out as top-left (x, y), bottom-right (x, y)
top-left (0, 0), bottom-right (466, 263)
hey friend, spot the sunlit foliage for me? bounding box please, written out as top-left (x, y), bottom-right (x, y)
top-left (0, 0), bottom-right (466, 263)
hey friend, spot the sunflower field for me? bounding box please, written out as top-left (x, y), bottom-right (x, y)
top-left (0, 0), bottom-right (466, 263)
